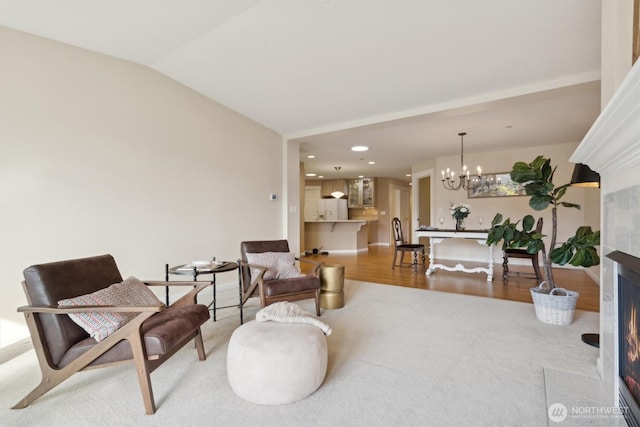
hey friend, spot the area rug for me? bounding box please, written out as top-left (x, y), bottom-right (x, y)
top-left (0, 280), bottom-right (599, 426)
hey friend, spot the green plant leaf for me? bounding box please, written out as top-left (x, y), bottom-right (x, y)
top-left (530, 156), bottom-right (547, 170)
top-left (550, 246), bottom-right (573, 265)
top-left (570, 250), bottom-right (586, 267)
top-left (559, 202), bottom-right (581, 209)
top-left (529, 195), bottom-right (551, 211)
top-left (503, 227), bottom-right (514, 242)
top-left (510, 163), bottom-right (535, 183)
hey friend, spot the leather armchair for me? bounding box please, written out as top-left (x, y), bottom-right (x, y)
top-left (13, 254), bottom-right (210, 415)
top-left (240, 240), bottom-right (322, 316)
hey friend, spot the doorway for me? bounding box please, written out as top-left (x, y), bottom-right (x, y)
top-left (390, 186), bottom-right (411, 246)
top-left (412, 169), bottom-right (433, 246)
top-left (418, 177), bottom-right (431, 227)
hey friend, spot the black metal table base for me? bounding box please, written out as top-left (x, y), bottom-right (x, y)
top-left (165, 262), bottom-right (242, 324)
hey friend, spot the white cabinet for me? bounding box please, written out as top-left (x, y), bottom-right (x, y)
top-left (318, 199), bottom-right (347, 220)
top-left (348, 178), bottom-right (375, 208)
top-left (304, 187), bottom-right (321, 221)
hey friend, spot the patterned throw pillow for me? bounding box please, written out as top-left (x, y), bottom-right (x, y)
top-left (245, 252), bottom-right (302, 280)
top-left (58, 276), bottom-right (164, 342)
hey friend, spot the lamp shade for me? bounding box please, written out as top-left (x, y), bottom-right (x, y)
top-left (570, 163), bottom-right (600, 188)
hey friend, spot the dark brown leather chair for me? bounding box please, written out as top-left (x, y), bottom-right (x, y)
top-left (503, 217), bottom-right (544, 281)
top-left (239, 240), bottom-right (322, 318)
top-left (13, 254), bottom-right (210, 415)
top-left (391, 217), bottom-right (426, 273)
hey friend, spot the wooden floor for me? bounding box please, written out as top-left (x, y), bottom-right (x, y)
top-left (303, 245), bottom-right (600, 312)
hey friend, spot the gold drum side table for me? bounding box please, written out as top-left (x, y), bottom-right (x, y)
top-left (319, 264), bottom-right (345, 309)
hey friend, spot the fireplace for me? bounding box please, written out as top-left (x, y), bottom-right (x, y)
top-left (568, 35), bottom-right (640, 426)
top-left (610, 251), bottom-right (640, 426)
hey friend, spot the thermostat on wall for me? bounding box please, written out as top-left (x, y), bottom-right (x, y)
top-left (269, 193), bottom-right (277, 201)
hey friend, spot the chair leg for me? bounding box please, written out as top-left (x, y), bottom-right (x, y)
top-left (421, 249), bottom-right (426, 270)
top-left (129, 335), bottom-right (156, 415)
top-left (503, 254), bottom-right (509, 282)
top-left (315, 289), bottom-right (321, 316)
top-left (12, 366), bottom-right (65, 410)
top-left (194, 328), bottom-right (206, 361)
top-left (532, 255), bottom-right (542, 282)
top-left (392, 249), bottom-right (398, 270)
top-left (412, 251), bottom-right (418, 273)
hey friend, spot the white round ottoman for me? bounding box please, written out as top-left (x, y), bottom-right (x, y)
top-left (227, 320), bottom-right (328, 405)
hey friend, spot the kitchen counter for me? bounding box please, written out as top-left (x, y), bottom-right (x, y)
top-left (305, 220), bottom-right (366, 223)
top-left (304, 220), bottom-right (368, 253)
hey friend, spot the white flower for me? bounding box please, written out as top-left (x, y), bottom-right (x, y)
top-left (450, 203), bottom-right (471, 220)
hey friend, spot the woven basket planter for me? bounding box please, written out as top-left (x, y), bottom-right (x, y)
top-left (530, 282), bottom-right (579, 326)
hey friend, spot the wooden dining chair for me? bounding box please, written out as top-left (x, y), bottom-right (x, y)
top-left (391, 217), bottom-right (426, 273)
top-left (503, 217), bottom-right (544, 282)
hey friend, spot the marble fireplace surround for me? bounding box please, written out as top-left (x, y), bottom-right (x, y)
top-left (572, 58), bottom-right (640, 407)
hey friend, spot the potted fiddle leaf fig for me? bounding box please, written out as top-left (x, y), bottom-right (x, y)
top-left (486, 156), bottom-right (600, 325)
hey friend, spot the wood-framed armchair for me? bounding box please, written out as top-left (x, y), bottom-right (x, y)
top-left (239, 240), bottom-right (322, 320)
top-left (13, 254), bottom-right (211, 415)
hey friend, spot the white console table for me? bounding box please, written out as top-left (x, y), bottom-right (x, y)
top-left (415, 229), bottom-right (494, 282)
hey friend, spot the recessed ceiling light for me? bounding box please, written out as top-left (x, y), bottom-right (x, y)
top-left (307, 155), bottom-right (316, 159)
top-left (318, 175), bottom-right (324, 178)
top-left (358, 175), bottom-right (364, 178)
top-left (406, 174), bottom-right (411, 177)
top-left (305, 173), bottom-right (316, 177)
top-left (368, 161), bottom-right (375, 165)
top-left (351, 146), bottom-right (369, 152)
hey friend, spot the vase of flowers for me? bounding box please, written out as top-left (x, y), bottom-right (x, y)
top-left (450, 203), bottom-right (470, 231)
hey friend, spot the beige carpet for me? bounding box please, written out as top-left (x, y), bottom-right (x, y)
top-left (0, 280), bottom-right (600, 427)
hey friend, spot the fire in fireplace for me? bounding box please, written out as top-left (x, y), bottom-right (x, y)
top-left (610, 250), bottom-right (640, 427)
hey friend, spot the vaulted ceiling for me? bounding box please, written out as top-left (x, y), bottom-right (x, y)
top-left (0, 0), bottom-right (602, 181)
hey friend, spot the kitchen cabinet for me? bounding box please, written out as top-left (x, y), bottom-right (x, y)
top-left (320, 179), bottom-right (348, 198)
top-left (348, 178), bottom-right (375, 208)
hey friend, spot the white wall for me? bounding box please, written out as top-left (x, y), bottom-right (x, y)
top-left (0, 27), bottom-right (284, 347)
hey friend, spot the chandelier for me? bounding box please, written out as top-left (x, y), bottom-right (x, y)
top-left (441, 132), bottom-right (482, 191)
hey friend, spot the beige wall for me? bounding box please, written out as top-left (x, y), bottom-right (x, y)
top-left (0, 27), bottom-right (283, 346)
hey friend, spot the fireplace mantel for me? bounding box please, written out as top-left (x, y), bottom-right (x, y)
top-left (571, 59), bottom-right (640, 191)
top-left (569, 53), bottom-right (640, 415)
